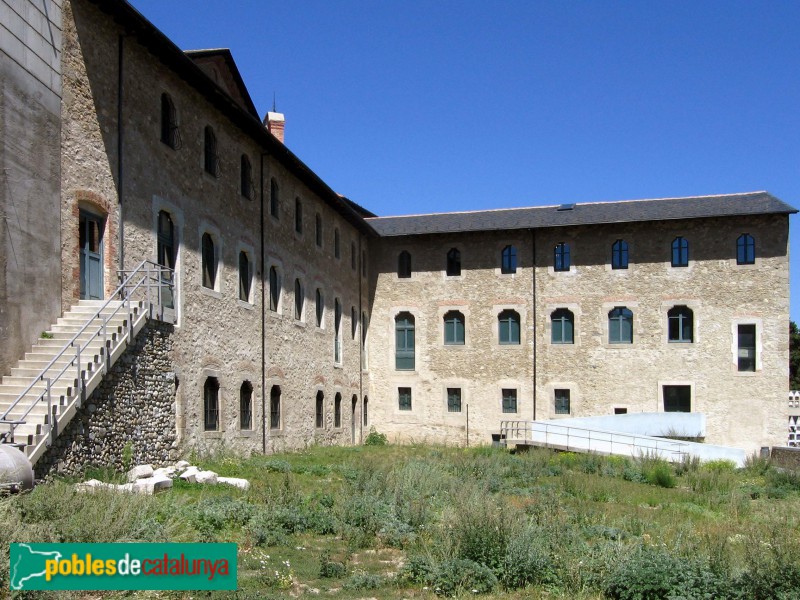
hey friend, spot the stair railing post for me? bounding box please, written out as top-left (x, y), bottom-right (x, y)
top-left (75, 342), bottom-right (84, 406)
top-left (45, 377), bottom-right (53, 442)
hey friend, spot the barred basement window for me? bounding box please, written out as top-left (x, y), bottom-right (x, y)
top-left (240, 381), bottom-right (253, 429)
top-left (398, 387), bottom-right (412, 411)
top-left (334, 393), bottom-right (342, 428)
top-left (447, 388), bottom-right (462, 413)
top-left (554, 389), bottom-right (570, 415)
top-left (204, 377), bottom-right (219, 431)
top-left (502, 389), bottom-right (517, 413)
top-left (270, 385), bottom-right (281, 429)
top-left (315, 390), bottom-right (324, 428)
top-left (501, 245), bottom-right (517, 274)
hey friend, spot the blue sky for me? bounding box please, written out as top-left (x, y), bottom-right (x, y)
top-left (130, 0), bottom-right (799, 322)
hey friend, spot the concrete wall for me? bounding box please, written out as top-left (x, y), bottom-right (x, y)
top-left (0, 0), bottom-right (63, 377)
top-left (367, 216), bottom-right (790, 454)
top-left (61, 0), bottom-right (368, 457)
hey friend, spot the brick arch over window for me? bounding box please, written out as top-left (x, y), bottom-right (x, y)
top-left (62, 190), bottom-right (118, 310)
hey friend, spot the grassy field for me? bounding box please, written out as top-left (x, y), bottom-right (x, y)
top-left (3, 438), bottom-right (800, 599)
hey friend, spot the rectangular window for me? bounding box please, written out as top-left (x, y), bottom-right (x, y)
top-left (398, 387), bottom-right (412, 411)
top-left (240, 383), bottom-right (253, 429)
top-left (554, 389), bottom-right (570, 415)
top-left (447, 388), bottom-right (462, 413)
top-left (663, 385), bottom-right (691, 412)
top-left (738, 324), bottom-right (756, 372)
top-left (502, 388), bottom-right (517, 413)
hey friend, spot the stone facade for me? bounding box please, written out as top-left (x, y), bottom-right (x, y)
top-left (35, 321), bottom-right (177, 478)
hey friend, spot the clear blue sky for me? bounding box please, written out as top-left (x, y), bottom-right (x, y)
top-left (130, 0), bottom-right (800, 322)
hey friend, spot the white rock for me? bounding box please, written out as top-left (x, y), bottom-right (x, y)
top-left (175, 460), bottom-right (191, 469)
top-left (154, 466), bottom-right (178, 478)
top-left (194, 470), bottom-right (218, 484)
top-left (218, 477), bottom-right (250, 490)
top-left (75, 479), bottom-right (106, 493)
top-left (133, 473), bottom-right (173, 495)
top-left (127, 464), bottom-right (154, 482)
top-left (179, 466), bottom-right (199, 482)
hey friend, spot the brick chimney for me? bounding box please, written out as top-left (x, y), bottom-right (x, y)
top-left (265, 111), bottom-right (285, 144)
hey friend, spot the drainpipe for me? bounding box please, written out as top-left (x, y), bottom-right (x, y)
top-left (260, 152), bottom-right (268, 454)
top-left (117, 34), bottom-right (125, 275)
top-left (531, 228), bottom-right (537, 421)
top-left (358, 235), bottom-right (363, 444)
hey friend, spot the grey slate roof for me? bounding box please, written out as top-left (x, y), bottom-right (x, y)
top-left (366, 192), bottom-right (797, 237)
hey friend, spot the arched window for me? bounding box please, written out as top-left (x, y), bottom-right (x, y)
top-left (737, 233), bottom-right (755, 265)
top-left (334, 228), bottom-right (341, 259)
top-left (443, 310), bottom-right (465, 345)
top-left (204, 126), bottom-right (218, 176)
top-left (270, 385), bottom-right (281, 429)
top-left (611, 239), bottom-right (628, 269)
top-left (269, 266), bottom-right (280, 312)
top-left (240, 154), bottom-right (252, 199)
top-left (157, 211), bottom-right (175, 270)
top-left (316, 288), bottom-right (324, 327)
top-left (363, 396), bottom-right (369, 427)
top-left (501, 245), bottom-right (517, 274)
top-left (203, 377), bottom-right (219, 431)
top-left (667, 306), bottom-right (693, 343)
top-left (315, 390), bottom-right (324, 428)
top-left (498, 310), bottom-right (520, 345)
top-left (551, 308), bottom-right (574, 344)
top-left (351, 306), bottom-right (357, 339)
top-left (294, 279), bottom-right (304, 320)
top-left (240, 381), bottom-right (253, 430)
top-left (361, 312), bottom-right (368, 369)
top-left (334, 299), bottom-right (342, 363)
top-left (315, 213), bottom-right (323, 247)
top-left (334, 392), bottom-right (342, 428)
top-left (608, 307), bottom-right (633, 344)
top-left (160, 93), bottom-right (178, 148)
top-left (446, 248), bottom-right (461, 276)
top-left (672, 236), bottom-right (688, 267)
top-left (395, 312), bottom-right (415, 370)
top-left (238, 251), bottom-right (251, 302)
top-left (201, 232), bottom-right (216, 289)
top-left (554, 242), bottom-right (570, 272)
top-left (270, 178), bottom-right (279, 218)
top-left (398, 251), bottom-right (412, 278)
top-left (295, 198), bottom-right (303, 234)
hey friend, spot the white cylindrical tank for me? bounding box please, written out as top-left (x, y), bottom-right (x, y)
top-left (0, 445), bottom-right (34, 492)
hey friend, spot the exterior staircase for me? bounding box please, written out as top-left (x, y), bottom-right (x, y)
top-left (0, 261), bottom-right (173, 465)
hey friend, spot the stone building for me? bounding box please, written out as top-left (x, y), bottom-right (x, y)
top-left (0, 0), bottom-right (795, 468)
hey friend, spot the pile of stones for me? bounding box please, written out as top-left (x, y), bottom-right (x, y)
top-left (75, 460), bottom-right (250, 495)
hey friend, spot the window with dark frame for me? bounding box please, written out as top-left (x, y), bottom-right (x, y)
top-left (240, 155), bottom-right (252, 199)
top-left (294, 279), bottom-right (304, 320)
top-left (203, 126), bottom-right (218, 176)
top-left (608, 306), bottom-right (633, 344)
top-left (363, 396), bottom-right (369, 427)
top-left (361, 312), bottom-right (368, 370)
top-left (395, 312), bottom-right (415, 370)
top-left (398, 387), bottom-right (412, 411)
top-left (398, 251), bottom-right (412, 278)
top-left (351, 306), bottom-right (357, 339)
top-left (203, 377), bottom-right (219, 431)
top-left (501, 245), bottom-right (517, 274)
top-left (269, 266), bottom-right (280, 312)
top-left (443, 310), bottom-right (465, 345)
top-left (240, 381), bottom-right (253, 429)
top-left (201, 232), bottom-right (216, 289)
top-left (157, 211), bottom-right (176, 309)
top-left (238, 251), bottom-right (251, 302)
top-left (672, 236), bottom-right (688, 267)
top-left (667, 305), bottom-right (693, 343)
top-left (498, 310), bottom-right (521, 345)
top-left (160, 93), bottom-right (179, 149)
top-left (502, 388), bottom-right (517, 413)
top-left (737, 233), bottom-right (755, 265)
top-left (315, 390), bottom-right (324, 428)
top-left (334, 299), bottom-right (342, 363)
top-left (295, 198), bottom-right (303, 234)
top-left (446, 248), bottom-right (461, 276)
top-left (447, 388), bottom-right (462, 413)
top-left (738, 324), bottom-right (756, 372)
top-left (270, 385), bottom-right (281, 429)
top-left (270, 178), bottom-right (279, 218)
top-left (554, 389), bottom-right (571, 415)
top-left (315, 288), bottom-right (324, 327)
top-left (663, 385), bottom-right (691, 412)
top-left (551, 308), bottom-right (574, 344)
top-left (554, 242), bottom-right (570, 271)
top-left (334, 393), bottom-right (342, 428)
top-left (611, 239), bottom-right (628, 269)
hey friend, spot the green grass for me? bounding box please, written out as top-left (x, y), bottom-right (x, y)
top-left (2, 444), bottom-right (800, 598)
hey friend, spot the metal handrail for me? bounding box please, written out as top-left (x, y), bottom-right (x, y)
top-left (0, 260), bottom-right (174, 446)
top-left (500, 419), bottom-right (688, 461)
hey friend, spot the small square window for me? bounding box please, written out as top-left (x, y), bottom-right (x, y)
top-left (554, 389), bottom-right (570, 415)
top-left (399, 387), bottom-right (412, 411)
top-left (663, 385), bottom-right (691, 412)
top-left (502, 388), bottom-right (517, 413)
top-left (447, 388), bottom-right (462, 413)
